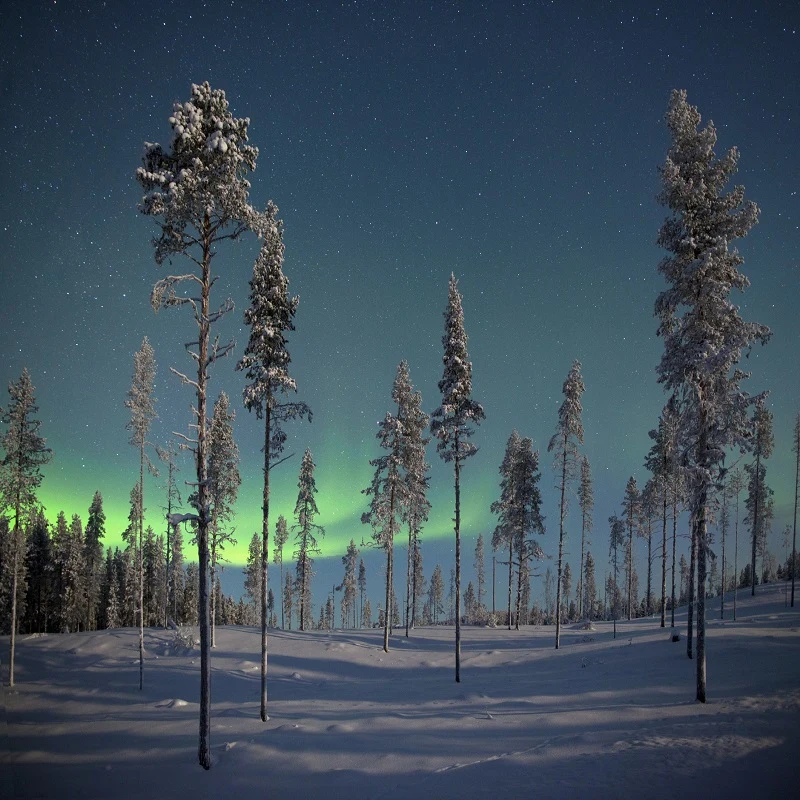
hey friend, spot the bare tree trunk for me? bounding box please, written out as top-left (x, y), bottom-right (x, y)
top-left (578, 515), bottom-right (586, 619)
top-left (383, 485), bottom-right (395, 653)
top-left (671, 494), bottom-right (678, 629)
top-left (210, 540), bottom-right (217, 648)
top-left (8, 525), bottom-right (19, 687)
top-left (733, 492), bottom-right (739, 621)
top-left (405, 525), bottom-right (412, 638)
top-left (646, 523), bottom-right (652, 616)
top-left (411, 533), bottom-right (418, 631)
top-left (687, 514), bottom-right (696, 660)
top-left (454, 450), bottom-right (462, 682)
top-left (197, 222), bottom-right (213, 771)
top-left (660, 490), bottom-right (668, 627)
top-left (793, 431), bottom-right (798, 607)
top-left (260, 405), bottom-right (270, 721)
top-left (720, 502), bottom-right (726, 620)
top-left (555, 445), bottom-right (567, 648)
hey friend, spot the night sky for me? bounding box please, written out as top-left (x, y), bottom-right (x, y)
top-left (1, 1), bottom-right (798, 607)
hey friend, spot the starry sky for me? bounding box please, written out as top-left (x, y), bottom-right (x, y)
top-left (1, 1), bottom-right (798, 607)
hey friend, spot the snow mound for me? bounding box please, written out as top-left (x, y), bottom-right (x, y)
top-left (157, 698), bottom-right (190, 709)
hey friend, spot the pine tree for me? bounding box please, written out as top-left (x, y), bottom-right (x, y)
top-left (548, 360), bottom-right (585, 648)
top-left (283, 570), bottom-right (294, 630)
top-left (0, 369), bottom-right (52, 685)
top-left (341, 539), bottom-right (359, 628)
top-left (562, 563), bottom-right (572, 622)
top-left (24, 508), bottom-right (50, 633)
top-left (204, 392), bottom-right (240, 647)
top-left (577, 455), bottom-right (593, 620)
top-left (463, 581), bottom-right (477, 624)
top-left (583, 551), bottom-right (597, 621)
top-left (429, 564), bottom-right (444, 624)
top-left (745, 402), bottom-right (774, 596)
top-left (62, 515), bottom-right (86, 633)
top-left (729, 468), bottom-right (744, 620)
top-left (84, 491), bottom-right (106, 631)
top-left (363, 597), bottom-right (372, 628)
top-left (474, 534), bottom-right (485, 617)
top-left (125, 337), bottom-right (157, 690)
top-left (170, 522), bottom-right (185, 623)
top-left (430, 274), bottom-right (484, 681)
top-left (237, 202), bottom-right (310, 719)
top-left (362, 366), bottom-right (406, 653)
top-left (244, 531), bottom-right (262, 622)
top-left (608, 516), bottom-right (625, 638)
top-left (357, 558), bottom-right (367, 628)
top-left (293, 449), bottom-right (323, 632)
top-left (640, 479), bottom-right (658, 616)
top-left (273, 515), bottom-right (289, 628)
top-left (655, 89), bottom-right (770, 702)
top-left (412, 541), bottom-right (425, 626)
top-left (158, 441), bottom-right (182, 628)
top-left (137, 82), bottom-right (266, 768)
top-left (621, 477), bottom-right (640, 621)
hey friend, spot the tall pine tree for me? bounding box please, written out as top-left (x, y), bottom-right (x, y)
top-left (655, 89), bottom-right (770, 701)
top-left (0, 369), bottom-right (52, 685)
top-left (293, 449), bottom-right (323, 632)
top-left (430, 274), bottom-right (484, 682)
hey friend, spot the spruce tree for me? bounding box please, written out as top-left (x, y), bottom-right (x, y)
top-left (204, 392), bottom-right (240, 647)
top-left (125, 337), bottom-right (157, 690)
top-left (745, 402), bottom-right (774, 596)
top-left (283, 570), bottom-right (294, 630)
top-left (84, 491), bottom-right (106, 631)
top-left (655, 89), bottom-right (770, 701)
top-left (0, 369), bottom-right (52, 685)
top-left (430, 275), bottom-right (484, 681)
top-left (273, 515), bottom-right (289, 628)
top-left (341, 540), bottom-right (359, 628)
top-left (608, 515), bottom-right (625, 638)
top-left (244, 532), bottom-right (262, 622)
top-left (237, 202), bottom-right (310, 719)
top-left (621, 478), bottom-right (641, 621)
top-left (548, 360), bottom-right (585, 648)
top-left (577, 455), bottom-right (593, 620)
top-left (429, 565), bottom-right (444, 624)
top-left (293, 449), bottom-right (323, 632)
top-left (137, 82), bottom-right (266, 767)
top-left (474, 534), bottom-right (485, 618)
top-left (640, 479), bottom-right (658, 616)
top-left (358, 558), bottom-right (367, 628)
top-left (583, 551), bottom-right (596, 621)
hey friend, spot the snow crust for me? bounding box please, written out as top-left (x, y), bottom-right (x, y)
top-left (2, 582), bottom-right (798, 798)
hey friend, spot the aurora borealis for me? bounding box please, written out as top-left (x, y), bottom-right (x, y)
top-left (1, 1), bottom-right (798, 605)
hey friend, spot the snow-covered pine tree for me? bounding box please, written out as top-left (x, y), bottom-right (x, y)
top-left (244, 532), bottom-right (262, 623)
top-left (363, 597), bottom-right (372, 628)
top-left (583, 551), bottom-right (597, 621)
top-left (137, 82), bottom-right (266, 768)
top-left (83, 492), bottom-right (106, 631)
top-left (429, 564), bottom-right (444, 624)
top-left (204, 392), bottom-right (240, 647)
top-left (293, 449), bottom-right (323, 632)
top-left (640, 479), bottom-right (659, 617)
top-left (608, 515), bottom-right (625, 638)
top-left (62, 515), bottom-right (86, 634)
top-left (341, 540), bottom-right (359, 628)
top-left (548, 360), bottom-right (585, 647)
top-left (430, 274), bottom-right (484, 681)
top-left (358, 558), bottom-right (367, 628)
top-left (412, 541), bottom-right (425, 626)
top-left (125, 337), bottom-right (157, 690)
top-left (170, 522), bottom-right (185, 623)
top-left (362, 400), bottom-right (404, 653)
top-left (655, 89), bottom-right (770, 701)
top-left (728, 467), bottom-right (744, 620)
top-left (283, 570), bottom-right (294, 630)
top-left (273, 515), bottom-right (289, 628)
top-left (0, 369), bottom-right (52, 684)
top-left (577, 455), bottom-right (593, 620)
top-left (158, 441), bottom-right (182, 628)
top-left (561, 563), bottom-right (572, 622)
top-left (474, 534), bottom-right (485, 619)
top-left (237, 201), bottom-right (310, 718)
top-left (394, 361), bottom-right (430, 638)
top-left (745, 402), bottom-right (774, 596)
top-left (621, 477), bottom-right (640, 621)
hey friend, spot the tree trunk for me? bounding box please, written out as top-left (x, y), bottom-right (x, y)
top-left (260, 404), bottom-right (271, 721)
top-left (507, 539), bottom-right (513, 630)
top-left (578, 515), bottom-right (586, 619)
top-left (751, 450), bottom-right (761, 596)
top-left (411, 533), bottom-right (418, 631)
top-left (793, 433), bottom-right (798, 607)
top-left (555, 443), bottom-right (567, 648)
top-left (197, 221), bottom-right (213, 771)
top-left (210, 539), bottom-right (217, 648)
top-left (454, 447), bottom-right (462, 683)
top-left (383, 484), bottom-right (395, 653)
top-left (627, 520), bottom-right (633, 622)
top-left (8, 524), bottom-right (19, 687)
top-left (405, 525), bottom-right (412, 638)
top-left (646, 523), bottom-right (652, 616)
top-left (660, 489), bottom-right (668, 627)
top-left (720, 502), bottom-right (726, 620)
top-left (733, 492), bottom-right (739, 621)
top-left (671, 493), bottom-right (678, 629)
top-left (687, 513), bottom-right (696, 660)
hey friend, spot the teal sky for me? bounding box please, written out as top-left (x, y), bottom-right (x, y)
top-left (1, 1), bottom-right (798, 608)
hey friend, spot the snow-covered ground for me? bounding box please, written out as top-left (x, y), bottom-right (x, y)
top-left (2, 582), bottom-right (798, 799)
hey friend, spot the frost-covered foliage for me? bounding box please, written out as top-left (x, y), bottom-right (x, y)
top-left (1, 369), bottom-right (52, 685)
top-left (430, 274), bottom-right (485, 461)
top-left (136, 81), bottom-right (265, 268)
top-left (655, 89), bottom-right (770, 701)
top-left (125, 337), bottom-right (157, 452)
top-left (293, 449), bottom-right (323, 632)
